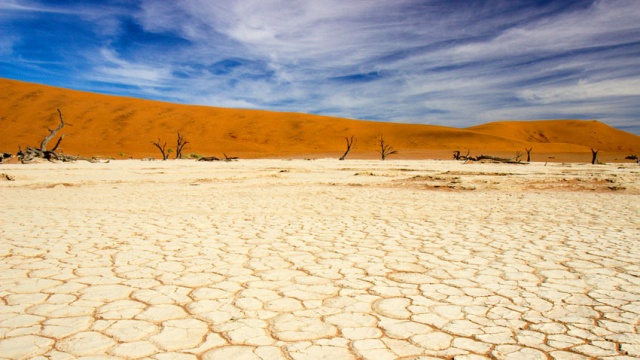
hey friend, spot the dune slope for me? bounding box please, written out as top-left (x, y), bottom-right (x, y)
top-left (1, 78), bottom-right (638, 160)
top-left (468, 120), bottom-right (640, 153)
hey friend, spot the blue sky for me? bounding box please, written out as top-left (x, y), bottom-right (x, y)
top-left (1, 0), bottom-right (640, 134)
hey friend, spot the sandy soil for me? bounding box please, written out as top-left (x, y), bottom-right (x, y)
top-left (1, 159), bottom-right (639, 359)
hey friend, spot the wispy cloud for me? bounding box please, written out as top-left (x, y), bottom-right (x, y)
top-left (520, 78), bottom-right (640, 104)
top-left (1, 0), bottom-right (639, 133)
top-left (90, 48), bottom-right (173, 87)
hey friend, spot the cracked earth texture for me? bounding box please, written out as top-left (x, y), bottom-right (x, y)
top-left (0, 159), bottom-right (639, 359)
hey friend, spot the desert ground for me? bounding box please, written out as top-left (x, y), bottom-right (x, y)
top-left (1, 158), bottom-right (639, 359)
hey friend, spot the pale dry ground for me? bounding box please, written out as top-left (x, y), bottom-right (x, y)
top-left (0, 159), bottom-right (639, 360)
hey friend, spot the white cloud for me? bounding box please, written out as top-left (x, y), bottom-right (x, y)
top-left (89, 48), bottom-right (173, 87)
top-left (117, 0), bottom-right (640, 132)
top-left (449, 0), bottom-right (640, 59)
top-left (2, 0), bottom-right (639, 133)
top-left (520, 78), bottom-right (640, 104)
top-left (0, 0), bottom-right (69, 14)
top-left (188, 95), bottom-right (258, 109)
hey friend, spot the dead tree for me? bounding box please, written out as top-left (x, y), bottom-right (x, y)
top-left (525, 148), bottom-right (533, 162)
top-left (339, 136), bottom-right (357, 160)
top-left (152, 138), bottom-right (169, 160)
top-left (474, 154), bottom-right (526, 164)
top-left (590, 148), bottom-right (599, 165)
top-left (0, 152), bottom-right (11, 163)
top-left (378, 136), bottom-right (398, 160)
top-left (18, 109), bottom-right (79, 163)
top-left (198, 156), bottom-right (220, 162)
top-left (453, 150), bottom-right (473, 162)
top-left (40, 109), bottom-right (67, 152)
top-left (223, 153), bottom-right (238, 161)
top-left (514, 150), bottom-right (523, 162)
top-left (175, 132), bottom-right (189, 159)
top-left (475, 155), bottom-right (513, 163)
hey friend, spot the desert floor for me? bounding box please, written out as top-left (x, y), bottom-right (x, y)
top-left (1, 159), bottom-right (639, 359)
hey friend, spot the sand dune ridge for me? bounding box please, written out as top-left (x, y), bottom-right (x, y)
top-left (1, 78), bottom-right (639, 161)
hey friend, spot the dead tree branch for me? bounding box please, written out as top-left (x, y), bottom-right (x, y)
top-left (196, 153), bottom-right (238, 162)
top-left (453, 150), bottom-right (472, 162)
top-left (514, 151), bottom-right (523, 162)
top-left (40, 109), bottom-right (68, 152)
top-left (198, 156), bottom-right (220, 162)
top-left (525, 148), bottom-right (533, 162)
top-left (223, 153), bottom-right (238, 161)
top-left (152, 138), bottom-right (168, 160)
top-left (455, 150), bottom-right (527, 164)
top-left (475, 154), bottom-right (524, 164)
top-left (378, 136), bottom-right (398, 160)
top-left (50, 134), bottom-right (66, 153)
top-left (591, 148), bottom-right (599, 164)
top-left (17, 109), bottom-right (80, 163)
top-left (175, 132), bottom-right (189, 159)
top-left (339, 136), bottom-right (357, 160)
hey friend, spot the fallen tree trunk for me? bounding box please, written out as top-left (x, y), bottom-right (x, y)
top-left (17, 146), bottom-right (94, 163)
top-left (198, 156), bottom-right (220, 162)
top-left (475, 155), bottom-right (525, 164)
top-left (453, 150), bottom-right (527, 164)
top-left (223, 153), bottom-right (238, 161)
top-left (453, 150), bottom-right (472, 161)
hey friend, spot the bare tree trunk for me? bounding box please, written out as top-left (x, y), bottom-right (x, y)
top-left (591, 148), bottom-right (599, 164)
top-left (152, 138), bottom-right (168, 160)
top-left (175, 132), bottom-right (189, 159)
top-left (474, 154), bottom-right (525, 164)
top-left (378, 136), bottom-right (398, 160)
top-left (339, 136), bottom-right (357, 160)
top-left (525, 148), bottom-right (532, 162)
top-left (17, 109), bottom-right (81, 163)
top-left (198, 156), bottom-right (220, 161)
top-left (40, 109), bottom-right (66, 152)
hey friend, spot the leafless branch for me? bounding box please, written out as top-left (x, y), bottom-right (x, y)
top-left (339, 136), bottom-right (357, 160)
top-left (152, 138), bottom-right (168, 160)
top-left (591, 148), bottom-right (599, 164)
top-left (40, 108), bottom-right (67, 152)
top-left (378, 136), bottom-right (398, 160)
top-left (175, 132), bottom-right (189, 159)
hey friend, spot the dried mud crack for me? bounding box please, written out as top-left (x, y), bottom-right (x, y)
top-left (0, 159), bottom-right (639, 359)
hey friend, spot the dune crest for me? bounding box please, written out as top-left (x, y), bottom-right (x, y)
top-left (468, 120), bottom-right (640, 152)
top-left (1, 78), bottom-right (638, 161)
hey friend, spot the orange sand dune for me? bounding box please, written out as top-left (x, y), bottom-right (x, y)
top-left (1, 78), bottom-right (639, 161)
top-left (468, 120), bottom-right (640, 153)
